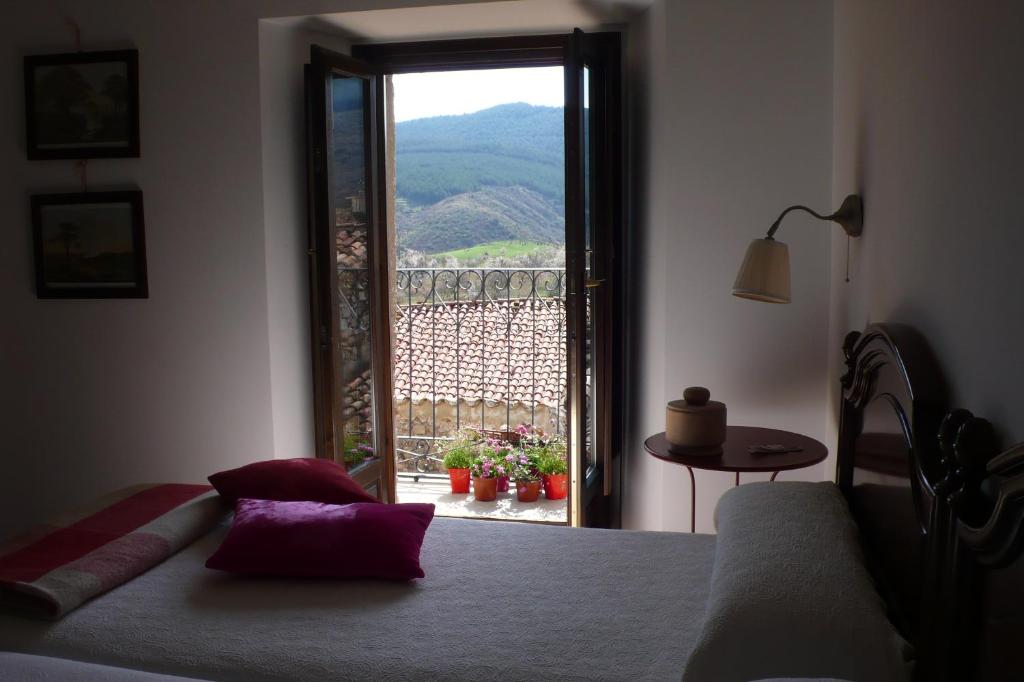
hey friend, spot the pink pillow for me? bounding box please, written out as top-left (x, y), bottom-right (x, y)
top-left (206, 499), bottom-right (435, 581)
top-left (208, 458), bottom-right (378, 506)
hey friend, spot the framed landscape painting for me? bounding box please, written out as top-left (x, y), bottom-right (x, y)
top-left (31, 191), bottom-right (148, 299)
top-left (24, 49), bottom-right (140, 159)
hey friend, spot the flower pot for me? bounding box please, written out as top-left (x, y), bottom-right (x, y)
top-left (496, 475), bottom-right (510, 493)
top-left (472, 476), bottom-right (498, 502)
top-left (516, 479), bottom-right (541, 502)
top-left (543, 473), bottom-right (568, 500)
top-left (448, 468), bottom-right (471, 494)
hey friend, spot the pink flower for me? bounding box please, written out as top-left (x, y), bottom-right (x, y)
top-left (497, 465), bottom-right (506, 475)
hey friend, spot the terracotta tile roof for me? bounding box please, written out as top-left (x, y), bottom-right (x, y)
top-left (335, 228), bottom-right (367, 269)
top-left (394, 298), bottom-right (566, 409)
top-left (340, 368), bottom-right (373, 423)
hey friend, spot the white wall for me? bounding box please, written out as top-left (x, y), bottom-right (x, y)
top-left (829, 0), bottom-right (1024, 445)
top-left (1, 2), bottom-right (276, 542)
top-left (259, 21), bottom-right (354, 461)
top-left (623, 0), bottom-right (834, 532)
top-left (0, 0), bottom-right (488, 541)
top-left (622, 0), bottom-right (666, 531)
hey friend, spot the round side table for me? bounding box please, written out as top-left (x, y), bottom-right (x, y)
top-left (644, 426), bottom-right (828, 533)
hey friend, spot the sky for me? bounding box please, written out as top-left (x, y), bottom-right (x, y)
top-left (392, 66), bottom-right (564, 122)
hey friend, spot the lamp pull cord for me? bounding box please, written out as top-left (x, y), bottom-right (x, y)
top-left (75, 160), bottom-right (88, 192)
top-left (65, 17), bottom-right (82, 52)
top-left (845, 234), bottom-right (851, 283)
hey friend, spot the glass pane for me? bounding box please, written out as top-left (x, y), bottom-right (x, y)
top-left (329, 73), bottom-right (378, 473)
top-left (582, 65), bottom-right (597, 478)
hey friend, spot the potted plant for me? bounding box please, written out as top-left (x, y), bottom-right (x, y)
top-left (538, 439), bottom-right (568, 500)
top-left (442, 445), bottom-right (475, 495)
top-left (470, 454), bottom-right (499, 501)
top-left (515, 424), bottom-right (546, 446)
top-left (342, 433), bottom-right (375, 469)
top-left (482, 438), bottom-right (514, 493)
top-left (511, 451), bottom-right (542, 502)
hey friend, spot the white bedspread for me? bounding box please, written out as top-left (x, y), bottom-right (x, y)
top-left (0, 517), bottom-right (716, 682)
top-left (0, 652), bottom-right (210, 681)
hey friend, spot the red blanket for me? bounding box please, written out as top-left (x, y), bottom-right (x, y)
top-left (0, 484), bottom-right (224, 619)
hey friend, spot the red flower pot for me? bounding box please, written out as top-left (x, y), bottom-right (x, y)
top-left (516, 479), bottom-right (541, 502)
top-left (448, 468), bottom-right (471, 494)
top-left (472, 476), bottom-right (498, 502)
top-left (496, 475), bottom-right (510, 493)
top-left (543, 473), bottom-right (568, 500)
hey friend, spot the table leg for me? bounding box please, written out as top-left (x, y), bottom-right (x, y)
top-left (687, 466), bottom-right (696, 534)
top-left (770, 471), bottom-right (780, 481)
top-left (735, 471), bottom-right (740, 487)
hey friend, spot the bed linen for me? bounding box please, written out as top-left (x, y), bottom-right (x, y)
top-left (0, 485), bottom-right (224, 618)
top-left (0, 651), bottom-right (211, 681)
top-left (0, 516), bottom-right (717, 682)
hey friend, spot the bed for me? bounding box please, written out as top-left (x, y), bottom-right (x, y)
top-left (0, 518), bottom-right (716, 681)
top-left (1, 323), bottom-right (1022, 681)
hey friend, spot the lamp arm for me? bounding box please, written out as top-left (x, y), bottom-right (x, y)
top-left (765, 195), bottom-right (864, 239)
top-left (766, 205), bottom-right (834, 239)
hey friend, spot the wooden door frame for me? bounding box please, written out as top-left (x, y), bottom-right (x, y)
top-left (349, 34), bottom-right (625, 526)
top-left (353, 35), bottom-right (566, 72)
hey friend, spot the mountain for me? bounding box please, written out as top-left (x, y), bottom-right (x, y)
top-left (397, 186), bottom-right (563, 253)
top-left (395, 103), bottom-right (564, 207)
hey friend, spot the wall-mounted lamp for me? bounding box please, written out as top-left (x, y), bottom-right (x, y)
top-left (731, 195), bottom-right (863, 303)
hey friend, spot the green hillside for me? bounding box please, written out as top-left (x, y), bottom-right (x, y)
top-left (398, 185), bottom-right (563, 253)
top-left (432, 240), bottom-right (552, 261)
top-left (395, 103), bottom-right (564, 207)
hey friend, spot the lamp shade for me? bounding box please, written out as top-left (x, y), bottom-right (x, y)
top-left (732, 238), bottom-right (791, 303)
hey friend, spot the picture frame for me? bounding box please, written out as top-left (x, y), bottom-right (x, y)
top-left (31, 191), bottom-right (148, 299)
top-left (24, 49), bottom-right (140, 160)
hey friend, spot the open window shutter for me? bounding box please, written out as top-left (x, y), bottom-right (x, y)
top-left (306, 46), bottom-right (396, 501)
top-left (565, 29), bottom-right (622, 527)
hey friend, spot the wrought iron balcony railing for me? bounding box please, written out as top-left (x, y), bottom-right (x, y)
top-left (393, 267), bottom-right (567, 475)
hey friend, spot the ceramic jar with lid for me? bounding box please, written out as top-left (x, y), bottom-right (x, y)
top-left (666, 387), bottom-right (727, 453)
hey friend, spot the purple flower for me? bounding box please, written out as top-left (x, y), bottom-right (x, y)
top-left (497, 465), bottom-right (506, 475)
top-left (505, 453), bottom-right (515, 462)
top-left (519, 455), bottom-right (528, 464)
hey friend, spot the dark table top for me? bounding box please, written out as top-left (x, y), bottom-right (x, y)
top-left (644, 426), bottom-right (828, 473)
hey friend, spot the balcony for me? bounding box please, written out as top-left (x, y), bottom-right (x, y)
top-left (393, 267), bottom-right (568, 523)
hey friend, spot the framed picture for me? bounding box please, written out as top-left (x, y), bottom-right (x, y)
top-left (31, 191), bottom-right (148, 299)
top-left (24, 49), bottom-right (140, 159)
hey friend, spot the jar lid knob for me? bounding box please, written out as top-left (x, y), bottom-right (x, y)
top-left (683, 386), bottom-right (710, 406)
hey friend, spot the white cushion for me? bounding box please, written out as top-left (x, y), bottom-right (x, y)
top-left (682, 482), bottom-right (911, 682)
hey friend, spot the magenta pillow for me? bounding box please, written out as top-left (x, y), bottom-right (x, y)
top-left (206, 499), bottom-right (435, 580)
top-left (208, 458), bottom-right (378, 506)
